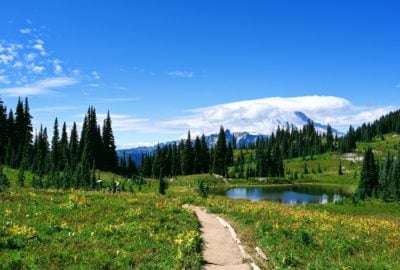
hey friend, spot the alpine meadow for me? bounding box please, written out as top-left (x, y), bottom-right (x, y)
top-left (1, 1), bottom-right (400, 270)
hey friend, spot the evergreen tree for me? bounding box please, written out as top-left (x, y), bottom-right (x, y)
top-left (0, 166), bottom-right (10, 192)
top-left (152, 144), bottom-right (163, 178)
top-left (171, 143), bottom-right (181, 177)
top-left (5, 110), bottom-right (15, 166)
top-left (379, 153), bottom-right (394, 200)
top-left (182, 131), bottom-right (194, 175)
top-left (226, 142), bottom-right (234, 167)
top-left (51, 118), bottom-right (60, 171)
top-left (338, 160), bottom-right (344, 175)
top-left (127, 155), bottom-right (138, 177)
top-left (0, 98), bottom-right (7, 163)
top-left (326, 124), bottom-right (334, 151)
top-left (159, 178), bottom-right (167, 195)
top-left (392, 150), bottom-right (400, 200)
top-left (213, 126), bottom-right (227, 176)
top-left (193, 136), bottom-right (202, 174)
top-left (102, 111), bottom-right (118, 172)
top-left (358, 147), bottom-right (379, 199)
top-left (200, 135), bottom-right (209, 173)
top-left (60, 122), bottom-right (69, 171)
top-left (69, 122), bottom-right (79, 169)
top-left (18, 166), bottom-right (25, 187)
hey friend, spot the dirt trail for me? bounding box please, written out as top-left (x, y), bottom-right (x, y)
top-left (186, 205), bottom-right (251, 270)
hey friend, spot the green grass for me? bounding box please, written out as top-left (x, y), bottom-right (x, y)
top-left (1, 133), bottom-right (399, 269)
top-left (186, 194), bottom-right (400, 269)
top-left (0, 187), bottom-right (202, 269)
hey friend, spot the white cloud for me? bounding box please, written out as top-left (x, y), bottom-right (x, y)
top-left (33, 39), bottom-right (46, 55)
top-left (167, 70), bottom-right (194, 78)
top-left (0, 75), bottom-right (10, 84)
top-left (32, 105), bottom-right (80, 113)
top-left (54, 64), bottom-right (62, 74)
top-left (159, 96), bottom-right (397, 135)
top-left (91, 113), bottom-right (175, 133)
top-left (88, 83), bottom-right (100, 87)
top-left (31, 65), bottom-right (45, 74)
top-left (20, 28), bottom-right (31, 34)
top-left (25, 52), bottom-right (37, 62)
top-left (13, 61), bottom-right (23, 69)
top-left (96, 97), bottom-right (138, 103)
top-left (0, 77), bottom-right (78, 96)
top-left (91, 71), bottom-right (100, 80)
top-left (72, 69), bottom-right (80, 76)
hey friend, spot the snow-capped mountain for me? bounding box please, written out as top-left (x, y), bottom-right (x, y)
top-left (117, 111), bottom-right (343, 165)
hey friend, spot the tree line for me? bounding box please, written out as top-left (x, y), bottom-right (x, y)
top-left (141, 121), bottom-right (340, 179)
top-left (358, 147), bottom-right (400, 201)
top-left (0, 97), bottom-right (119, 189)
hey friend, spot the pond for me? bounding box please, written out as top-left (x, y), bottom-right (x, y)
top-left (213, 185), bottom-right (350, 205)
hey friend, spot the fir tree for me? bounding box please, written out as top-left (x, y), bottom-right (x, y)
top-left (213, 126), bottom-right (227, 176)
top-left (102, 111), bottom-right (118, 172)
top-left (159, 178), bottom-right (167, 195)
top-left (379, 153), bottom-right (393, 200)
top-left (338, 160), bottom-right (344, 175)
top-left (193, 136), bottom-right (202, 174)
top-left (51, 118), bottom-right (60, 171)
top-left (200, 135), bottom-right (209, 173)
top-left (326, 124), bottom-right (334, 151)
top-left (358, 147), bottom-right (379, 199)
top-left (182, 131), bottom-right (194, 175)
top-left (0, 98), bottom-right (7, 163)
top-left (0, 166), bottom-right (10, 192)
top-left (69, 122), bottom-right (79, 169)
top-left (60, 122), bottom-right (69, 171)
top-left (18, 166), bottom-right (25, 187)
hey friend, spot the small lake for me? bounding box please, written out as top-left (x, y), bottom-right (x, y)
top-left (213, 185), bottom-right (350, 205)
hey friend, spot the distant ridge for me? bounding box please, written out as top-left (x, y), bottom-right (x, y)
top-left (118, 111), bottom-right (342, 164)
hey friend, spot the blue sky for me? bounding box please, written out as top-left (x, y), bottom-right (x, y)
top-left (1, 1), bottom-right (399, 147)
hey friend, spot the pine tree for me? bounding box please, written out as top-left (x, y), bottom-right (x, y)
top-left (159, 178), bottom-right (167, 195)
top-left (102, 111), bottom-right (118, 172)
top-left (338, 160), bottom-right (344, 175)
top-left (392, 150), bottom-right (400, 200)
top-left (69, 122), bottom-right (79, 170)
top-left (226, 142), bottom-right (234, 167)
top-left (152, 144), bottom-right (162, 178)
top-left (5, 110), bottom-right (15, 166)
top-left (127, 155), bottom-right (137, 177)
top-left (193, 136), bottom-right (201, 174)
top-left (200, 135), bottom-right (209, 173)
top-left (358, 147), bottom-right (379, 199)
top-left (213, 126), bottom-right (227, 176)
top-left (51, 118), bottom-right (60, 171)
top-left (171, 143), bottom-right (181, 177)
top-left (18, 166), bottom-right (25, 187)
top-left (182, 131), bottom-right (194, 175)
top-left (0, 98), bottom-right (7, 163)
top-left (60, 122), bottom-right (69, 171)
top-left (0, 166), bottom-right (10, 192)
top-left (326, 124), bottom-right (334, 151)
top-left (379, 153), bottom-right (393, 200)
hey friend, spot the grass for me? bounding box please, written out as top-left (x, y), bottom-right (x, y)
top-left (187, 194), bottom-right (400, 269)
top-left (1, 133), bottom-right (400, 269)
top-left (0, 187), bottom-right (202, 269)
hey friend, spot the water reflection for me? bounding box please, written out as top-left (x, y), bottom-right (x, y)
top-left (218, 185), bottom-right (349, 205)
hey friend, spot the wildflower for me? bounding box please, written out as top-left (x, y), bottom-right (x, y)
top-left (4, 208), bottom-right (12, 216)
